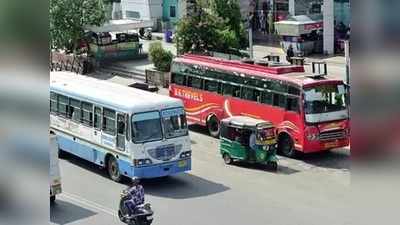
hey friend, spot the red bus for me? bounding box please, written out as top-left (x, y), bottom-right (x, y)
top-left (169, 54), bottom-right (350, 157)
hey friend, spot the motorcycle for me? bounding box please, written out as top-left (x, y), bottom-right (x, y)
top-left (118, 189), bottom-right (154, 225)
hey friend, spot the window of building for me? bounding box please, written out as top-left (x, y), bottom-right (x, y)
top-left (82, 102), bottom-right (93, 126)
top-left (204, 79), bottom-right (219, 93)
top-left (103, 108), bottom-right (116, 136)
top-left (69, 98), bottom-right (82, 122)
top-left (222, 83), bottom-right (241, 97)
top-left (187, 76), bottom-right (203, 89)
top-left (58, 95), bottom-right (69, 117)
top-left (50, 92), bottom-right (58, 113)
top-left (170, 6), bottom-right (176, 18)
top-left (126, 11), bottom-right (140, 19)
top-left (171, 73), bottom-right (186, 85)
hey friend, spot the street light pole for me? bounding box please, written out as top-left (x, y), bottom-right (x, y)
top-left (249, 26), bottom-right (253, 59)
top-left (345, 40), bottom-right (350, 85)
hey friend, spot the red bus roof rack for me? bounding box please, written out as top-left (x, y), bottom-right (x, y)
top-left (181, 54), bottom-right (305, 75)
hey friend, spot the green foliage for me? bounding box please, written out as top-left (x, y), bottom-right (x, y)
top-left (149, 42), bottom-right (174, 72)
top-left (50, 0), bottom-right (107, 52)
top-left (175, 0), bottom-right (247, 54)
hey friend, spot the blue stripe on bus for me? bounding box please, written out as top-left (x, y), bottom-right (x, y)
top-left (56, 134), bottom-right (191, 179)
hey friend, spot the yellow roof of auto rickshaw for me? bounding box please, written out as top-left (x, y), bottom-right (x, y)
top-left (221, 116), bottom-right (273, 129)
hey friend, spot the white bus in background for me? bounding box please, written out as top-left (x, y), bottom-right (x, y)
top-left (49, 72), bottom-right (191, 182)
top-left (50, 132), bottom-right (62, 203)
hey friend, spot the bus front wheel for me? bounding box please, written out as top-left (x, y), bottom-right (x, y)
top-left (207, 116), bottom-right (220, 138)
top-left (278, 134), bottom-right (298, 158)
top-left (107, 156), bottom-right (122, 182)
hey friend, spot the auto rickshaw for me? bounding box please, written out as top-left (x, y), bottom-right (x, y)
top-left (219, 116), bottom-right (278, 171)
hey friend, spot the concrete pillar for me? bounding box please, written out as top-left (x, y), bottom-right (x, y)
top-left (323, 0), bottom-right (335, 55)
top-left (289, 0), bottom-right (296, 16)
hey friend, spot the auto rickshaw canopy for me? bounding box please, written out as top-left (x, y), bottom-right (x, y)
top-left (220, 116), bottom-right (274, 131)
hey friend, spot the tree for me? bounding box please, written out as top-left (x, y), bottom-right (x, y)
top-left (149, 42), bottom-right (174, 72)
top-left (175, 0), bottom-right (247, 54)
top-left (50, 0), bottom-right (107, 52)
top-left (210, 0), bottom-right (247, 49)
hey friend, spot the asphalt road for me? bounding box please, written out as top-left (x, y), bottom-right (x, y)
top-left (50, 65), bottom-right (352, 225)
top-left (51, 123), bottom-right (351, 225)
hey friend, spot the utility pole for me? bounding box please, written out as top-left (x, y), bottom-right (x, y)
top-left (248, 12), bottom-right (254, 59)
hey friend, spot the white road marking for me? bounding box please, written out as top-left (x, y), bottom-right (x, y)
top-left (61, 192), bottom-right (118, 217)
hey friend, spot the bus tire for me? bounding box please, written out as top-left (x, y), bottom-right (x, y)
top-left (106, 155), bottom-right (122, 182)
top-left (278, 133), bottom-right (298, 158)
top-left (207, 116), bottom-right (220, 138)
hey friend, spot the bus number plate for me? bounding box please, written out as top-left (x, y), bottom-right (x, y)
top-left (178, 160), bottom-right (187, 167)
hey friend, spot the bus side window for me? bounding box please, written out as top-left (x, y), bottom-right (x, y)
top-left (222, 83), bottom-right (240, 97)
top-left (286, 97), bottom-right (300, 113)
top-left (187, 76), bottom-right (203, 89)
top-left (204, 79), bottom-right (219, 93)
top-left (82, 102), bottom-right (93, 126)
top-left (69, 98), bottom-right (82, 122)
top-left (261, 91), bottom-right (273, 105)
top-left (102, 108), bottom-right (116, 136)
top-left (94, 107), bottom-right (102, 130)
top-left (241, 87), bottom-right (254, 101)
top-left (242, 87), bottom-right (260, 102)
top-left (50, 92), bottom-right (58, 114)
top-left (172, 73), bottom-right (186, 86)
top-left (58, 95), bottom-right (69, 117)
top-left (273, 93), bottom-right (287, 108)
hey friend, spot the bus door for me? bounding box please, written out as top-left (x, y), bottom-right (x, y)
top-left (116, 113), bottom-right (126, 151)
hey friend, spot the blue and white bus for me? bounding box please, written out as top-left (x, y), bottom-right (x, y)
top-left (50, 72), bottom-right (191, 181)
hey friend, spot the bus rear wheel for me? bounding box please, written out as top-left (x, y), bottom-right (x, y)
top-left (278, 134), bottom-right (298, 158)
top-left (107, 156), bottom-right (122, 182)
top-left (207, 116), bottom-right (220, 138)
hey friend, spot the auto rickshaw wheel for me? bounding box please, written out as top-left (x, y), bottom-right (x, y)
top-left (266, 161), bottom-right (278, 171)
top-left (223, 153), bottom-right (233, 165)
top-left (207, 116), bottom-right (220, 138)
top-left (278, 134), bottom-right (298, 158)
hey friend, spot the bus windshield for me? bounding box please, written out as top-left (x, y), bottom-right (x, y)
top-left (304, 84), bottom-right (348, 121)
top-left (132, 111), bottom-right (163, 143)
top-left (161, 108), bottom-right (188, 139)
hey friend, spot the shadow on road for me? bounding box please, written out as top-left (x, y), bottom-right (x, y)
top-left (50, 200), bottom-right (97, 225)
top-left (299, 149), bottom-right (350, 170)
top-left (232, 161), bottom-right (301, 175)
top-left (139, 173), bottom-right (230, 199)
top-left (188, 124), bottom-right (210, 136)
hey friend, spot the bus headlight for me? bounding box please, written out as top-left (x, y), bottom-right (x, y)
top-left (134, 159), bottom-right (153, 167)
top-left (179, 151), bottom-right (191, 158)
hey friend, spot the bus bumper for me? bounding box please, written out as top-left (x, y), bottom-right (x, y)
top-left (302, 138), bottom-right (350, 153)
top-left (132, 159), bottom-right (192, 178)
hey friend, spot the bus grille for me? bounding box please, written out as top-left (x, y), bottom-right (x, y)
top-left (319, 130), bottom-right (346, 141)
top-left (148, 145), bottom-right (179, 161)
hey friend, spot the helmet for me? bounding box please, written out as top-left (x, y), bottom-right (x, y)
top-left (131, 177), bottom-right (140, 186)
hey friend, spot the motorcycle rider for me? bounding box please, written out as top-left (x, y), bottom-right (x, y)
top-left (123, 177), bottom-right (145, 216)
